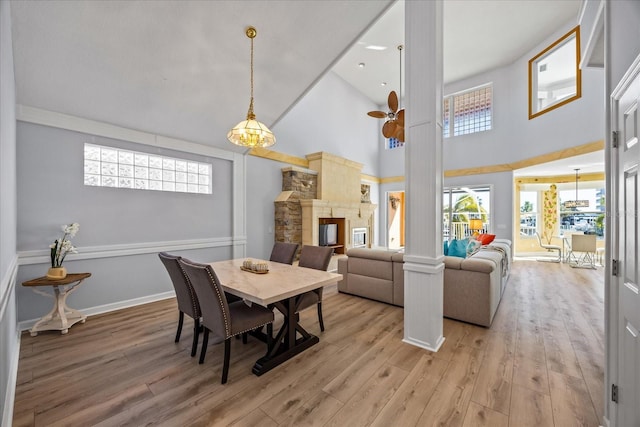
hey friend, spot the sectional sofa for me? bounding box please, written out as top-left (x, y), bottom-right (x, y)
top-left (337, 240), bottom-right (511, 327)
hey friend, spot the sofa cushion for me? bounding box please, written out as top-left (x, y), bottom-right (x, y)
top-left (348, 256), bottom-right (393, 280)
top-left (460, 257), bottom-right (494, 274)
top-left (391, 253), bottom-right (404, 263)
top-left (348, 274), bottom-right (394, 304)
top-left (444, 256), bottom-right (464, 269)
top-left (448, 238), bottom-right (468, 258)
top-left (346, 248), bottom-right (396, 261)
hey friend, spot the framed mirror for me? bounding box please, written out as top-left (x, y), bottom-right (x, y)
top-left (529, 26), bottom-right (581, 119)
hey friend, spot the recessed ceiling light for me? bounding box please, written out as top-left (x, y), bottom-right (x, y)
top-left (358, 63), bottom-right (365, 68)
top-left (365, 45), bottom-right (387, 51)
top-left (381, 82), bottom-right (387, 86)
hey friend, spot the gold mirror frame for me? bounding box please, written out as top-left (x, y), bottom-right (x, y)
top-left (528, 26), bottom-right (581, 120)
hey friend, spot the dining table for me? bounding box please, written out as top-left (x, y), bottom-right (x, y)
top-left (208, 258), bottom-right (342, 376)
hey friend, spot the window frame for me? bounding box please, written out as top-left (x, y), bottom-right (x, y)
top-left (528, 25), bottom-right (581, 120)
top-left (443, 83), bottom-right (493, 138)
top-left (83, 143), bottom-right (213, 194)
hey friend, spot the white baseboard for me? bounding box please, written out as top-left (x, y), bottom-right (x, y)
top-left (2, 328), bottom-right (20, 427)
top-left (17, 290), bottom-right (176, 331)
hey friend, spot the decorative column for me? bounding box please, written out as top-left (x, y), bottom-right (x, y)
top-left (403, 0), bottom-right (445, 351)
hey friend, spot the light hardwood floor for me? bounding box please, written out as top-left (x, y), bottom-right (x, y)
top-left (13, 259), bottom-right (604, 426)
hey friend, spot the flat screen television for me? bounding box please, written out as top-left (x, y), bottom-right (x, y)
top-left (319, 223), bottom-right (338, 246)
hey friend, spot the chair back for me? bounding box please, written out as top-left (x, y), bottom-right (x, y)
top-left (269, 242), bottom-right (299, 265)
top-left (178, 258), bottom-right (232, 340)
top-left (572, 234), bottom-right (597, 253)
top-left (158, 252), bottom-right (200, 318)
top-left (298, 245), bottom-right (334, 271)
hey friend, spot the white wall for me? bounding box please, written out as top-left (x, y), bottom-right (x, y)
top-left (0, 1), bottom-right (19, 423)
top-left (272, 71), bottom-right (381, 174)
top-left (375, 18), bottom-right (604, 248)
top-left (245, 71), bottom-right (382, 259)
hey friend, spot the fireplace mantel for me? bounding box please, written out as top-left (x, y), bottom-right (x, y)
top-left (300, 199), bottom-right (376, 249)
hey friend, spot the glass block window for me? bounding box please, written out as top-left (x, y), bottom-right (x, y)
top-left (443, 83), bottom-right (492, 138)
top-left (442, 97), bottom-right (450, 137)
top-left (84, 143), bottom-right (212, 194)
top-left (386, 137), bottom-right (404, 149)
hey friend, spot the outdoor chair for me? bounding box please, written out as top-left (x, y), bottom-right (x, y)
top-left (535, 232), bottom-right (562, 263)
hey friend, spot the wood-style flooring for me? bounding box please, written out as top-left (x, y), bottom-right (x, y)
top-left (13, 259), bottom-right (604, 426)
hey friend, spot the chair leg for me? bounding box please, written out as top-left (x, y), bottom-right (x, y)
top-left (317, 303), bottom-right (325, 332)
top-left (199, 328), bottom-right (209, 364)
top-left (221, 338), bottom-right (231, 384)
top-left (190, 318), bottom-right (199, 357)
top-left (175, 311), bottom-right (184, 343)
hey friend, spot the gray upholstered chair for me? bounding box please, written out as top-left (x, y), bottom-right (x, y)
top-left (296, 245), bottom-right (334, 332)
top-left (178, 258), bottom-right (274, 384)
top-left (158, 252), bottom-right (201, 357)
top-left (269, 242), bottom-right (299, 265)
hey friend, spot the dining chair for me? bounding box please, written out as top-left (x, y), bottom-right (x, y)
top-left (296, 245), bottom-right (334, 332)
top-left (534, 232), bottom-right (562, 262)
top-left (158, 252), bottom-right (201, 357)
top-left (178, 258), bottom-right (274, 384)
top-left (269, 242), bottom-right (299, 265)
top-left (570, 234), bottom-right (597, 268)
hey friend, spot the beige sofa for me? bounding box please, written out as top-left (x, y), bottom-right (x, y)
top-left (337, 240), bottom-right (511, 327)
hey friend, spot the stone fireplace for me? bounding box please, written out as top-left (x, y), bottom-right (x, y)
top-left (274, 152), bottom-right (376, 255)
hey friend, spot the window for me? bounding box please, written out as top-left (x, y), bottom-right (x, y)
top-left (386, 137), bottom-right (404, 149)
top-left (528, 26), bottom-right (581, 119)
top-left (443, 84), bottom-right (492, 138)
top-left (83, 143), bottom-right (212, 194)
top-left (519, 191), bottom-right (538, 237)
top-left (443, 186), bottom-right (491, 240)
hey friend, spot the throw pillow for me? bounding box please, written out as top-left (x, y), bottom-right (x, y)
top-left (443, 240), bottom-right (449, 256)
top-left (477, 233), bottom-right (496, 245)
top-left (466, 239), bottom-right (482, 257)
top-left (448, 238), bottom-right (468, 258)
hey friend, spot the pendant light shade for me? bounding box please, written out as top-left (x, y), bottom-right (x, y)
top-left (227, 27), bottom-right (276, 148)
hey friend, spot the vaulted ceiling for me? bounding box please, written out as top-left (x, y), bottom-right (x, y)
top-left (10, 0), bottom-right (583, 154)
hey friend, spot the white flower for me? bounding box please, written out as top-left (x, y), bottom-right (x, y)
top-left (50, 223), bottom-right (80, 267)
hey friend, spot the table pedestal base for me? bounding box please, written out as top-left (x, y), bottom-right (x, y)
top-left (251, 294), bottom-right (319, 376)
top-left (26, 277), bottom-right (88, 336)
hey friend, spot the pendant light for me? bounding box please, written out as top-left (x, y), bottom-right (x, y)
top-left (227, 27), bottom-right (276, 148)
top-left (563, 168), bottom-right (589, 209)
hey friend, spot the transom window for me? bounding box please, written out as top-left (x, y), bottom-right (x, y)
top-left (83, 143), bottom-right (212, 194)
top-left (443, 84), bottom-right (492, 138)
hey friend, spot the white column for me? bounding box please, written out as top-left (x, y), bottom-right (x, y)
top-left (403, 0), bottom-right (445, 351)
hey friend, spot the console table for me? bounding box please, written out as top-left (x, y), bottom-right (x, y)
top-left (22, 273), bottom-right (91, 336)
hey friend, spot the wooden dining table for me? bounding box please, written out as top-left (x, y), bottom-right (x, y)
top-left (209, 258), bottom-right (342, 376)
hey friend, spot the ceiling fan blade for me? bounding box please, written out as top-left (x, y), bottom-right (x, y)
top-left (382, 121), bottom-right (396, 138)
top-left (394, 127), bottom-right (405, 142)
top-left (396, 109), bottom-right (405, 126)
top-left (367, 111), bottom-right (387, 119)
top-left (388, 91), bottom-right (398, 113)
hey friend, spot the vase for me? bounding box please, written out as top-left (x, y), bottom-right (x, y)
top-left (46, 266), bottom-right (67, 280)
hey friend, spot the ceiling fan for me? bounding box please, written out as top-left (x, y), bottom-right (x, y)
top-left (367, 90), bottom-right (404, 142)
top-left (367, 45), bottom-right (405, 142)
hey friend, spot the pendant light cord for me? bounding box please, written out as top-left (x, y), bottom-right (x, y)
top-left (246, 27), bottom-right (256, 120)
